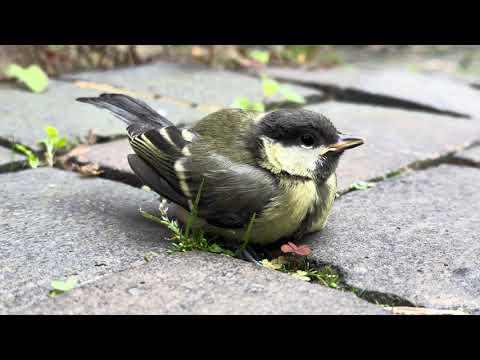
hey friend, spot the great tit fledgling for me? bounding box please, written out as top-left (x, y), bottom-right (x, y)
top-left (77, 94), bottom-right (364, 246)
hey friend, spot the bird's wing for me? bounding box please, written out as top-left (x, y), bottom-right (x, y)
top-left (175, 149), bottom-right (278, 229)
top-left (129, 127), bottom-right (278, 229)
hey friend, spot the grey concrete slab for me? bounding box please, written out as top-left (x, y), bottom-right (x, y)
top-left (306, 102), bottom-right (480, 190)
top-left (25, 251), bottom-right (386, 315)
top-left (267, 66), bottom-right (480, 118)
top-left (0, 168), bottom-right (168, 313)
top-left (0, 168), bottom-right (385, 314)
top-left (73, 139), bottom-right (133, 174)
top-left (0, 81), bottom-right (205, 150)
top-left (306, 165), bottom-right (480, 311)
top-left (62, 61), bottom-right (320, 108)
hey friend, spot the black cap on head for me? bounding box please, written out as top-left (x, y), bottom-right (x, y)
top-left (255, 109), bottom-right (339, 147)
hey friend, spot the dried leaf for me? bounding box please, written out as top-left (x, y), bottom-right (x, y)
top-left (389, 307), bottom-right (467, 315)
top-left (86, 129), bottom-right (97, 145)
top-left (76, 163), bottom-right (103, 177)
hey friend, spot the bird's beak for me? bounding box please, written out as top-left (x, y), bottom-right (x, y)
top-left (327, 134), bottom-right (364, 153)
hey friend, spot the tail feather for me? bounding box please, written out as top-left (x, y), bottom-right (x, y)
top-left (76, 93), bottom-right (174, 135)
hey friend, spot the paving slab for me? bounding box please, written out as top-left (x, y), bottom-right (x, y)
top-left (0, 168), bottom-right (384, 314)
top-left (62, 61), bottom-right (320, 108)
top-left (267, 66), bottom-right (480, 118)
top-left (26, 251), bottom-right (386, 315)
top-left (0, 168), bottom-right (168, 313)
top-left (306, 165), bottom-right (480, 311)
top-left (306, 102), bottom-right (480, 190)
top-left (70, 139), bottom-right (132, 174)
top-left (0, 81), bottom-right (205, 150)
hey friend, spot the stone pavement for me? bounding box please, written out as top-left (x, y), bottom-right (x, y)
top-left (1, 60), bottom-right (479, 314)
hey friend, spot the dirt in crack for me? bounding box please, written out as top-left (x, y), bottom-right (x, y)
top-left (307, 259), bottom-right (415, 307)
top-left (338, 143), bottom-right (480, 197)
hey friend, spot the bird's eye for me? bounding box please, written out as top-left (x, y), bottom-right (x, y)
top-left (300, 134), bottom-right (315, 149)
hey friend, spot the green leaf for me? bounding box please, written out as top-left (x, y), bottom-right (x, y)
top-left (55, 137), bottom-right (68, 149)
top-left (250, 102), bottom-right (265, 112)
top-left (240, 213), bottom-right (256, 252)
top-left (44, 126), bottom-right (58, 139)
top-left (28, 156), bottom-right (40, 169)
top-left (248, 50), bottom-right (270, 65)
top-left (261, 76), bottom-right (280, 98)
top-left (5, 64), bottom-right (49, 93)
top-left (49, 276), bottom-right (78, 297)
top-left (231, 97), bottom-right (265, 112)
top-left (232, 97), bottom-right (251, 110)
top-left (279, 86), bottom-right (306, 104)
top-left (208, 243), bottom-right (235, 257)
top-left (14, 144), bottom-right (40, 168)
top-left (350, 181), bottom-right (376, 191)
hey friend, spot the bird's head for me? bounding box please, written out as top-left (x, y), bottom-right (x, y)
top-left (252, 109), bottom-right (364, 183)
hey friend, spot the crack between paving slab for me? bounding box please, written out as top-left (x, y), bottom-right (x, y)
top-left (0, 138), bottom-right (38, 175)
top-left (305, 258), bottom-right (415, 308)
top-left (0, 160), bottom-right (30, 174)
top-left (266, 77), bottom-right (471, 119)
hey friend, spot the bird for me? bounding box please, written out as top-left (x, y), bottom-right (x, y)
top-left (76, 93), bottom-right (364, 252)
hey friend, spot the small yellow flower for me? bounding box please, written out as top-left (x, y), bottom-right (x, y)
top-left (291, 270), bottom-right (311, 282)
top-left (260, 259), bottom-right (283, 270)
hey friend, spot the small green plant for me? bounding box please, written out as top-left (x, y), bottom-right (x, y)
top-left (5, 64), bottom-right (49, 93)
top-left (14, 126), bottom-right (68, 168)
top-left (140, 181), bottom-right (235, 257)
top-left (240, 213), bottom-right (256, 252)
top-left (40, 126), bottom-right (68, 167)
top-left (385, 169), bottom-right (404, 179)
top-left (260, 242), bottom-right (340, 288)
top-left (248, 50), bottom-right (270, 65)
top-left (49, 276), bottom-right (78, 298)
top-left (349, 181), bottom-right (376, 191)
top-left (303, 266), bottom-right (340, 288)
top-left (231, 97), bottom-right (265, 112)
top-left (232, 52), bottom-right (305, 112)
top-left (14, 144), bottom-right (40, 168)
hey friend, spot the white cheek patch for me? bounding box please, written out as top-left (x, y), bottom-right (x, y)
top-left (260, 136), bottom-right (318, 178)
